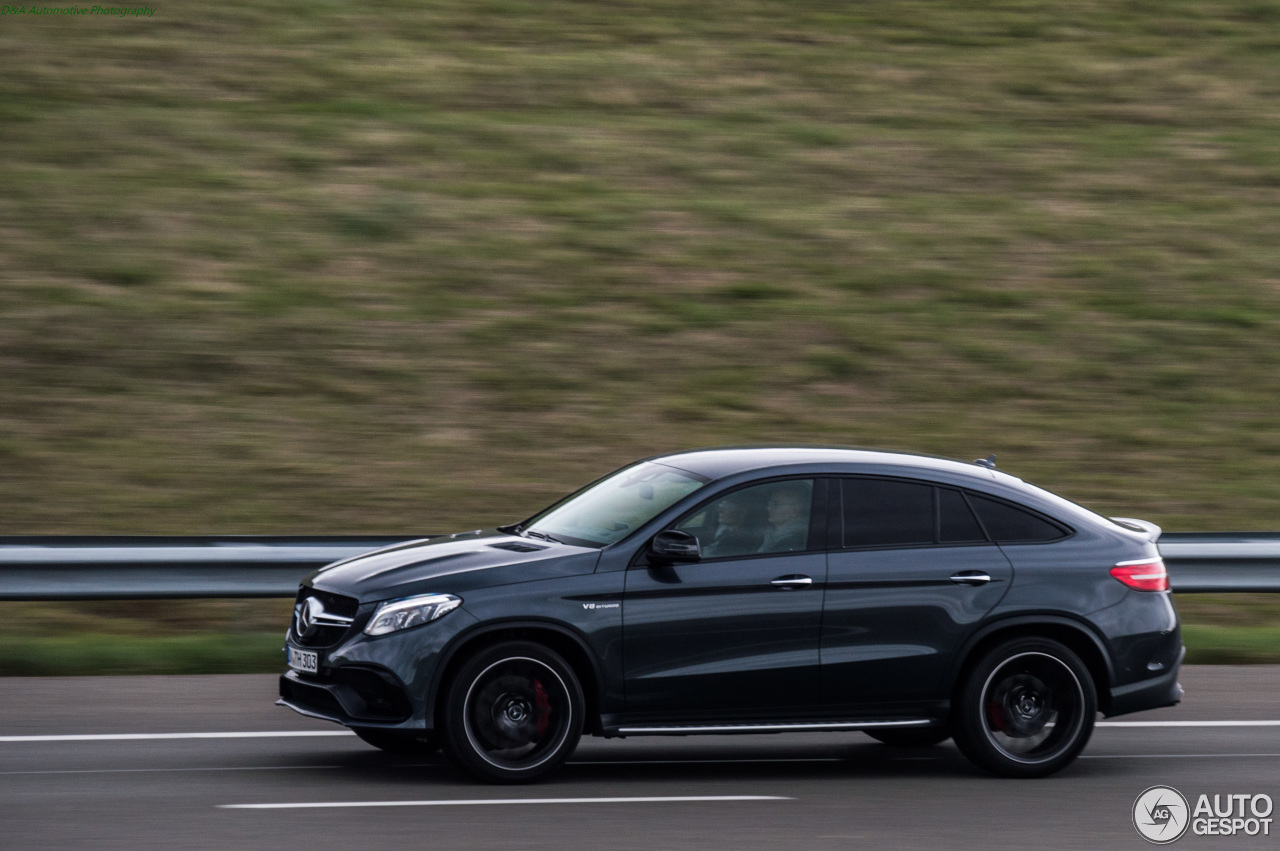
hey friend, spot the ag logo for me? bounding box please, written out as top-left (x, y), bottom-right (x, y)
top-left (1134, 786), bottom-right (1190, 844)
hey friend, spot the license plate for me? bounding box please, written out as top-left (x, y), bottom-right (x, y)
top-left (287, 645), bottom-right (318, 674)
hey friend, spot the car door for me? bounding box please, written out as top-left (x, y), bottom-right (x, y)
top-left (622, 479), bottom-right (828, 719)
top-left (821, 478), bottom-right (1013, 708)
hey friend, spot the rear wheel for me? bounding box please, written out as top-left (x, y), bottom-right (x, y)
top-left (352, 726), bottom-right (439, 756)
top-left (865, 727), bottom-right (951, 748)
top-left (953, 637), bottom-right (1096, 778)
top-left (440, 641), bottom-right (584, 784)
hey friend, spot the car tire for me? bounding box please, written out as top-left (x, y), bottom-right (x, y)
top-left (352, 726), bottom-right (440, 756)
top-left (440, 641), bottom-right (585, 784)
top-left (952, 637), bottom-right (1096, 778)
top-left (865, 727), bottom-right (951, 748)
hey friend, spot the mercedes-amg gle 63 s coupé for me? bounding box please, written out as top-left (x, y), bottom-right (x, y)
top-left (279, 447), bottom-right (1183, 782)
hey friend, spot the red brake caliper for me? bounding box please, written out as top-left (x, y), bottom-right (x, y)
top-left (986, 700), bottom-right (1007, 732)
top-left (534, 680), bottom-right (552, 737)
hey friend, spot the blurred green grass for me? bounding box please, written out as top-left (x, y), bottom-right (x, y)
top-left (0, 633), bottom-right (287, 676)
top-left (1178, 594), bottom-right (1280, 664)
top-left (0, 600), bottom-right (294, 675)
top-left (3, 1), bottom-right (1280, 668)
top-left (2, 1), bottom-right (1280, 535)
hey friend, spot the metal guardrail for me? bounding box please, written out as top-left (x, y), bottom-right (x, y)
top-left (1157, 533), bottom-right (1280, 593)
top-left (0, 536), bottom-right (429, 600)
top-left (0, 532), bottom-right (1276, 600)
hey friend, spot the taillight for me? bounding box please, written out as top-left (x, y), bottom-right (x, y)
top-left (1110, 558), bottom-right (1169, 591)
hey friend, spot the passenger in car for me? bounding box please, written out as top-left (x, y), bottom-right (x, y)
top-left (757, 486), bottom-right (809, 553)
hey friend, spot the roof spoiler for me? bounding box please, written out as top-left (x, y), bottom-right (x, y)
top-left (1110, 517), bottom-right (1162, 543)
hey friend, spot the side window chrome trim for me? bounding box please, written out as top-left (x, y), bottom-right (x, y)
top-left (830, 475), bottom-right (1076, 552)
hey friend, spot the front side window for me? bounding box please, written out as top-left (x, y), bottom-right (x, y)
top-left (526, 462), bottom-right (707, 547)
top-left (674, 479), bottom-right (815, 559)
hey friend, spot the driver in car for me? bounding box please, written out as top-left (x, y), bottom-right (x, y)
top-left (702, 494), bottom-right (761, 557)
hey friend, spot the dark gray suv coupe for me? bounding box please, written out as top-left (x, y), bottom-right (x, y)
top-left (279, 447), bottom-right (1184, 782)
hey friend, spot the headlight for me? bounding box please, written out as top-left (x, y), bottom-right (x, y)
top-left (363, 593), bottom-right (462, 636)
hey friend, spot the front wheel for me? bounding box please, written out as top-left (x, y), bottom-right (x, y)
top-left (440, 641), bottom-right (584, 784)
top-left (952, 637), bottom-right (1096, 778)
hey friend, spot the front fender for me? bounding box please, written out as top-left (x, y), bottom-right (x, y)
top-left (424, 617), bottom-right (616, 730)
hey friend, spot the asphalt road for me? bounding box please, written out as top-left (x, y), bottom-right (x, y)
top-left (3, 666), bottom-right (1279, 850)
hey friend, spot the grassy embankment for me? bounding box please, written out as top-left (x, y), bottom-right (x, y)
top-left (2, 1), bottom-right (1280, 671)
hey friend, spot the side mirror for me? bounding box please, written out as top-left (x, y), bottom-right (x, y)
top-left (651, 530), bottom-right (701, 563)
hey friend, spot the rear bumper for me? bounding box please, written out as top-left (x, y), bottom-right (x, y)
top-left (1105, 644), bottom-right (1185, 717)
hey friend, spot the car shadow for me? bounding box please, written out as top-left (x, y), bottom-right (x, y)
top-left (307, 739), bottom-right (997, 787)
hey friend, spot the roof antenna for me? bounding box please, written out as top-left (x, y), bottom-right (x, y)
top-left (973, 454), bottom-right (997, 469)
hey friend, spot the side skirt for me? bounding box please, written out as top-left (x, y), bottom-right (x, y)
top-left (602, 718), bottom-right (937, 736)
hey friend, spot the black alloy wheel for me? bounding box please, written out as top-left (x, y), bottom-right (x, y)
top-left (441, 641), bottom-right (584, 784)
top-left (865, 727), bottom-right (952, 748)
top-left (953, 637), bottom-right (1096, 778)
top-left (352, 726), bottom-right (440, 756)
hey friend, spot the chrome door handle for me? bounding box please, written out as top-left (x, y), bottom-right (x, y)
top-left (770, 575), bottom-right (813, 590)
top-left (949, 572), bottom-right (992, 586)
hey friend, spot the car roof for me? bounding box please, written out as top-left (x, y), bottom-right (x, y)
top-left (649, 446), bottom-right (999, 483)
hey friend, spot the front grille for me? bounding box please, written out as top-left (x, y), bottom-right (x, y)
top-left (292, 588), bottom-right (359, 648)
top-left (300, 588), bottom-right (359, 618)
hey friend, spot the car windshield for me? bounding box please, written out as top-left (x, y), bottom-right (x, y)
top-left (525, 462), bottom-right (708, 547)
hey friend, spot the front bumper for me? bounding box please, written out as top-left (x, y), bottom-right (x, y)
top-left (279, 668), bottom-right (413, 726)
top-left (278, 596), bottom-right (479, 731)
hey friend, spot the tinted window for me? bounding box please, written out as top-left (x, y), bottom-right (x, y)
top-left (842, 479), bottom-right (933, 548)
top-left (939, 488), bottom-right (986, 543)
top-left (675, 480), bottom-right (815, 558)
top-left (528, 462), bottom-right (706, 546)
top-left (968, 494), bottom-right (1067, 543)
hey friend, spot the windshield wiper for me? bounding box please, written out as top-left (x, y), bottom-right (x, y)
top-left (523, 529), bottom-right (562, 544)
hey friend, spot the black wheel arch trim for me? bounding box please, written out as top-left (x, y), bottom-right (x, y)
top-left (950, 613), bottom-right (1115, 710)
top-left (425, 617), bottom-right (606, 730)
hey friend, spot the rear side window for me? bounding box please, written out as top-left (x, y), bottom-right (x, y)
top-left (939, 488), bottom-right (985, 543)
top-left (842, 479), bottom-right (933, 548)
top-left (968, 494), bottom-right (1068, 543)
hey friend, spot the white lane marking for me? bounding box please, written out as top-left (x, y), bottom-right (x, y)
top-left (2, 765), bottom-right (344, 776)
top-left (570, 758), bottom-right (842, 765)
top-left (1081, 753), bottom-right (1280, 759)
top-left (220, 796), bottom-right (792, 810)
top-left (0, 731), bottom-right (355, 743)
top-left (1096, 720), bottom-right (1280, 727)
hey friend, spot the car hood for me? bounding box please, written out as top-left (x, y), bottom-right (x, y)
top-left (304, 530), bottom-right (601, 602)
